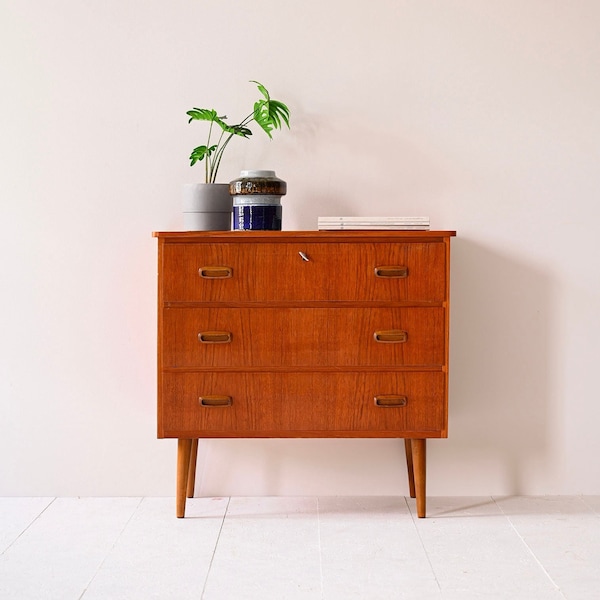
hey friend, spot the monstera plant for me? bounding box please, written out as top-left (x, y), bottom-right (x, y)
top-left (187, 80), bottom-right (291, 183)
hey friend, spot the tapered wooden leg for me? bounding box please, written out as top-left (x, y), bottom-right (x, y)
top-left (187, 439), bottom-right (199, 498)
top-left (411, 439), bottom-right (427, 518)
top-left (176, 438), bottom-right (193, 518)
top-left (404, 439), bottom-right (416, 498)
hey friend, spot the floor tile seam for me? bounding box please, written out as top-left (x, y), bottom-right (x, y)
top-left (0, 497), bottom-right (56, 556)
top-left (316, 497), bottom-right (325, 600)
top-left (77, 496), bottom-right (145, 600)
top-left (407, 496), bottom-right (442, 594)
top-left (201, 496), bottom-right (231, 600)
top-left (491, 496), bottom-right (568, 599)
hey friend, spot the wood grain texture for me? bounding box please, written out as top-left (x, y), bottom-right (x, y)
top-left (161, 307), bottom-right (445, 368)
top-left (412, 439), bottom-right (427, 518)
top-left (160, 241), bottom-right (447, 304)
top-left (405, 439), bottom-right (416, 498)
top-left (186, 438), bottom-right (198, 499)
top-left (176, 439), bottom-right (192, 518)
top-left (160, 371), bottom-right (446, 438)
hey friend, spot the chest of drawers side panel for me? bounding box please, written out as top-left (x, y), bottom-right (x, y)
top-left (441, 235), bottom-right (452, 437)
top-left (157, 237), bottom-right (166, 437)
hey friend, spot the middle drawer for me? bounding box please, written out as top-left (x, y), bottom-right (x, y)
top-left (162, 307), bottom-right (445, 368)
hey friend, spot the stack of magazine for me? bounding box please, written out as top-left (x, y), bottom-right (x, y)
top-left (317, 216), bottom-right (430, 231)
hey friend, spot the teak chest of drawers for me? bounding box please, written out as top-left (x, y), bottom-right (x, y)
top-left (154, 230), bottom-right (455, 517)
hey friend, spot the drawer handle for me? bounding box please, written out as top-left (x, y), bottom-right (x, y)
top-left (374, 266), bottom-right (408, 278)
top-left (373, 330), bottom-right (408, 343)
top-left (198, 331), bottom-right (232, 344)
top-left (199, 266), bottom-right (233, 279)
top-left (374, 395), bottom-right (408, 408)
top-left (199, 395), bottom-right (233, 407)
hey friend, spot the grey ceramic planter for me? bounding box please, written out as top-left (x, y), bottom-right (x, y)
top-left (182, 183), bottom-right (233, 231)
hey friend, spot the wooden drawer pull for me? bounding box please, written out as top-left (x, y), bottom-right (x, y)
top-left (198, 331), bottom-right (232, 344)
top-left (374, 395), bottom-right (408, 408)
top-left (373, 330), bottom-right (408, 343)
top-left (199, 395), bottom-right (233, 407)
top-left (199, 266), bottom-right (233, 279)
top-left (374, 266), bottom-right (408, 278)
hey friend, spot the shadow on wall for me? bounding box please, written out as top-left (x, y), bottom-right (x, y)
top-left (189, 235), bottom-right (558, 498)
top-left (448, 236), bottom-right (557, 494)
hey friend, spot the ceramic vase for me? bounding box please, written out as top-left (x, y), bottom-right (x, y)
top-left (229, 170), bottom-right (287, 231)
top-left (182, 183), bottom-right (232, 231)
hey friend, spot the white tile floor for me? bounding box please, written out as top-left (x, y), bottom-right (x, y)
top-left (1, 496), bottom-right (599, 599)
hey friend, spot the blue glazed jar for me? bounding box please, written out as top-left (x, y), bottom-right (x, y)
top-left (229, 170), bottom-right (287, 231)
top-left (233, 200), bottom-right (282, 231)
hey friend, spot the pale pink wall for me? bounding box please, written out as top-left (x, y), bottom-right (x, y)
top-left (1, 0), bottom-right (599, 495)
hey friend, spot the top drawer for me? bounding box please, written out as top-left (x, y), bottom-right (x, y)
top-left (160, 241), bottom-right (447, 303)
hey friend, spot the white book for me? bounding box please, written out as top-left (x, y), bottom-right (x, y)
top-left (318, 222), bottom-right (430, 227)
top-left (318, 224), bottom-right (430, 231)
top-left (318, 216), bottom-right (429, 223)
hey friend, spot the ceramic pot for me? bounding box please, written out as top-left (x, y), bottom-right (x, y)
top-left (229, 170), bottom-right (286, 231)
top-left (182, 183), bottom-right (232, 231)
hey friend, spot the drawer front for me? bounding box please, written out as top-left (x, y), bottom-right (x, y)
top-left (159, 372), bottom-right (446, 437)
top-left (162, 307), bottom-right (445, 368)
top-left (161, 242), bottom-right (446, 303)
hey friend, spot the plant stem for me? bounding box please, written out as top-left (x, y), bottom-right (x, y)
top-left (205, 121), bottom-right (214, 184)
top-left (211, 133), bottom-right (235, 183)
top-left (211, 112), bottom-right (255, 183)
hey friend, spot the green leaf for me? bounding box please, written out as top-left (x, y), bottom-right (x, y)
top-left (253, 96), bottom-right (291, 138)
top-left (253, 100), bottom-right (273, 138)
top-left (186, 108), bottom-right (219, 123)
top-left (251, 80), bottom-right (270, 101)
top-left (187, 109), bottom-right (237, 135)
top-left (212, 115), bottom-right (233, 133)
top-left (189, 144), bottom-right (217, 166)
top-left (224, 123), bottom-right (253, 138)
top-left (269, 100), bottom-right (290, 129)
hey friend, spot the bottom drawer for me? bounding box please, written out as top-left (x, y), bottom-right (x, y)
top-left (159, 372), bottom-right (446, 438)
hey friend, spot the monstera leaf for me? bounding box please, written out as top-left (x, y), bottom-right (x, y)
top-left (186, 109), bottom-right (252, 138)
top-left (188, 144), bottom-right (217, 166)
top-left (251, 81), bottom-right (291, 139)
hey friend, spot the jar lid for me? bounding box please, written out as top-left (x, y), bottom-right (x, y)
top-left (240, 170), bottom-right (276, 178)
top-left (229, 170), bottom-right (287, 196)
